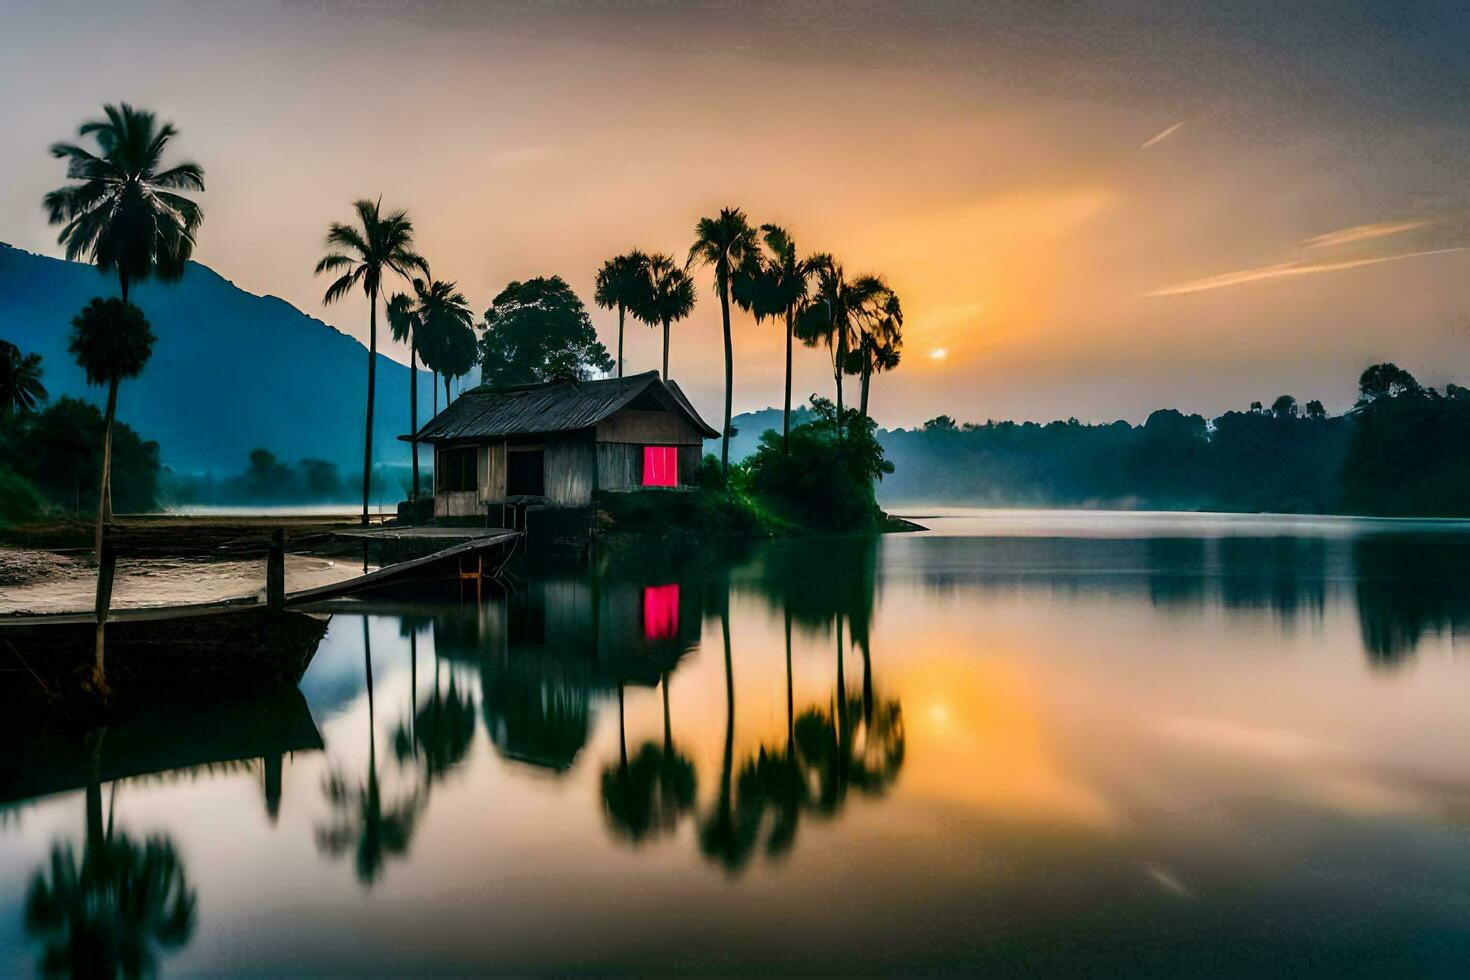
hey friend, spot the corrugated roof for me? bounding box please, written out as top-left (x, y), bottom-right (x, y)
top-left (407, 370), bottom-right (720, 441)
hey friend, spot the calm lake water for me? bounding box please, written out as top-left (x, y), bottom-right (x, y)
top-left (4, 510), bottom-right (1470, 975)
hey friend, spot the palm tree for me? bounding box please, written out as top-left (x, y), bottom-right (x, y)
top-left (740, 225), bottom-right (817, 448)
top-left (386, 292), bottom-right (422, 507)
top-left (391, 277), bottom-right (475, 505)
top-left (69, 298), bottom-right (154, 561)
top-left (594, 251), bottom-right (652, 378)
top-left (631, 254), bottom-right (696, 382)
top-left (847, 287), bottom-right (903, 422)
top-left (796, 259), bottom-right (888, 441)
top-left (687, 208), bottom-right (759, 477)
top-left (44, 103), bottom-right (205, 306)
top-left (0, 340), bottom-right (47, 417)
top-left (315, 199), bottom-right (428, 526)
top-left (414, 278), bottom-right (475, 395)
top-left (430, 318), bottom-right (478, 405)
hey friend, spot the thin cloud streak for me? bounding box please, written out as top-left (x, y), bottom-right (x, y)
top-left (1303, 219), bottom-right (1428, 249)
top-left (1140, 122), bottom-right (1184, 149)
top-left (1146, 248), bottom-right (1470, 298)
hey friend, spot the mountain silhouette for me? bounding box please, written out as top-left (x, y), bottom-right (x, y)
top-left (0, 242), bottom-right (431, 477)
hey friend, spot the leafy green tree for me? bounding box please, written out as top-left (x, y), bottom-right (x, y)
top-left (922, 414), bottom-right (958, 432)
top-left (1358, 362), bottom-right (1421, 403)
top-left (1305, 399), bottom-right (1328, 420)
top-left (1271, 394), bottom-right (1299, 419)
top-left (631, 253), bottom-right (696, 383)
top-left (69, 298), bottom-right (154, 555)
top-left (735, 225), bottom-right (818, 448)
top-left (688, 207), bottom-right (760, 479)
top-left (745, 396), bottom-right (893, 531)
top-left (44, 103), bottom-right (205, 306)
top-left (1, 341), bottom-right (47, 417)
top-left (594, 251), bottom-right (652, 379)
top-left (314, 198), bottom-right (428, 526)
top-left (477, 276), bottom-right (613, 386)
top-left (10, 397), bottom-right (160, 516)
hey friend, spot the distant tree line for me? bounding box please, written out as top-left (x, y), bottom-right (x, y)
top-left (0, 396), bottom-right (161, 524)
top-left (878, 363), bottom-right (1470, 517)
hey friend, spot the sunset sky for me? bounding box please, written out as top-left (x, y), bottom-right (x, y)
top-left (3, 1), bottom-right (1468, 428)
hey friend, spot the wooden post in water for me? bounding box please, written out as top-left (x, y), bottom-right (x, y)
top-left (267, 528), bottom-right (286, 610)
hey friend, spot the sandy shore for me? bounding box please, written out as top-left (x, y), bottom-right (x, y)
top-left (0, 547), bottom-right (369, 616)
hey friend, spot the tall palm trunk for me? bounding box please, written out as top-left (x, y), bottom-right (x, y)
top-left (362, 286), bottom-right (378, 527)
top-left (662, 319), bottom-right (671, 381)
top-left (95, 376), bottom-right (118, 558)
top-left (616, 303), bottom-right (625, 379)
top-left (783, 308), bottom-right (794, 449)
top-left (409, 341), bottom-right (419, 508)
top-left (432, 371), bottom-right (439, 416)
top-left (719, 277), bottom-right (733, 478)
top-left (99, 270), bottom-right (131, 537)
top-left (835, 327), bottom-right (847, 443)
top-left (444, 375), bottom-right (452, 408)
top-left (859, 351), bottom-right (872, 423)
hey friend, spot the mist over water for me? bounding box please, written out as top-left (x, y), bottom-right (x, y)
top-left (3, 511), bottom-right (1470, 974)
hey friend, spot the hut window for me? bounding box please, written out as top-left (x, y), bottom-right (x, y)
top-left (642, 446), bottom-right (678, 487)
top-left (643, 584), bottom-right (679, 639)
top-left (507, 448), bottom-right (545, 496)
top-left (438, 446), bottom-right (478, 492)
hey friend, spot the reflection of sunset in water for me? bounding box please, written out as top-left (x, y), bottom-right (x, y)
top-left (5, 515), bottom-right (1470, 974)
top-left (898, 653), bottom-right (1113, 827)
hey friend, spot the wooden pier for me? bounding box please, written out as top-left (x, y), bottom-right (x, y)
top-left (288, 527), bottom-right (521, 604)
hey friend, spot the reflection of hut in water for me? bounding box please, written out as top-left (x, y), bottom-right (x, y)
top-left (433, 573), bottom-right (703, 774)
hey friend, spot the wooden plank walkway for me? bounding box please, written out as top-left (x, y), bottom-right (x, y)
top-left (286, 529), bottom-right (519, 603)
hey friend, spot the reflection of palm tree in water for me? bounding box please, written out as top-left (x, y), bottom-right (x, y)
top-left (600, 674), bottom-right (697, 843)
top-left (25, 728), bottom-right (197, 977)
top-left (317, 618), bottom-right (424, 886)
top-left (698, 609), bottom-right (763, 872)
top-left (394, 630), bottom-right (476, 787)
top-left (795, 613), bottom-right (905, 818)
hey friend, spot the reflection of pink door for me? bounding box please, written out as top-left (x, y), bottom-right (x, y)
top-left (642, 446), bottom-right (678, 487)
top-left (643, 584), bottom-right (679, 639)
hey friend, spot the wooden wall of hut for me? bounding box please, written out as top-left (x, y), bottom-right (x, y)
top-left (677, 445), bottom-right (701, 487)
top-left (481, 440), bottom-right (507, 501)
top-left (597, 443), bottom-right (641, 489)
top-left (595, 408), bottom-right (705, 446)
top-left (544, 437), bottom-right (597, 506)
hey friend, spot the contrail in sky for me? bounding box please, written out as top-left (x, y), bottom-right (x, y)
top-left (1146, 248), bottom-right (1469, 297)
top-left (1141, 122), bottom-right (1184, 149)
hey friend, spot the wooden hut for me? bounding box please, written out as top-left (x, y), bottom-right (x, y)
top-left (408, 371), bottom-right (718, 517)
